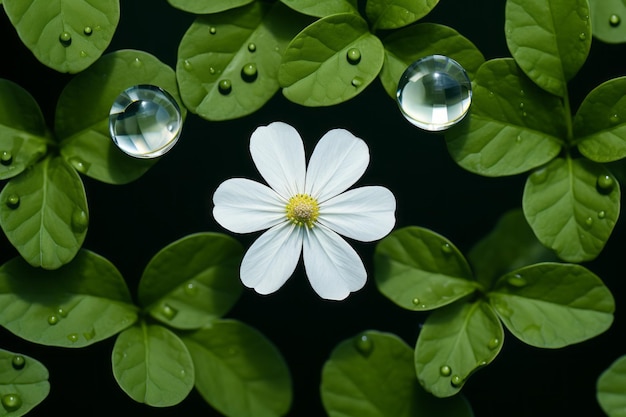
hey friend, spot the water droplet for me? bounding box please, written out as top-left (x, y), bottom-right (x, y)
top-left (209, 26), bottom-right (217, 35)
top-left (109, 85), bottom-right (182, 158)
top-left (488, 338), bottom-right (500, 350)
top-left (83, 26), bottom-right (93, 36)
top-left (183, 60), bottom-right (193, 71)
top-left (412, 297), bottom-right (420, 306)
top-left (450, 375), bottom-right (463, 387)
top-left (610, 114), bottom-right (620, 124)
top-left (507, 274), bottom-right (527, 287)
top-left (579, 32), bottom-right (587, 41)
top-left (80, 50), bottom-right (88, 58)
top-left (247, 43), bottom-right (257, 52)
top-left (598, 210), bottom-right (606, 219)
top-left (610, 14), bottom-right (621, 27)
top-left (184, 282), bottom-right (198, 296)
top-left (396, 55), bottom-right (472, 131)
top-left (346, 48), bottom-right (361, 64)
top-left (522, 111), bottom-right (527, 117)
top-left (351, 76), bottom-right (363, 88)
top-left (519, 102), bottom-right (524, 109)
top-left (441, 242), bottom-right (453, 254)
top-left (440, 365), bottom-right (452, 376)
top-left (354, 333), bottom-right (373, 356)
top-left (161, 304), bottom-right (178, 320)
top-left (57, 307), bottom-right (68, 318)
top-left (597, 174), bottom-right (615, 192)
top-left (209, 67), bottom-right (216, 75)
top-left (83, 328), bottom-right (96, 340)
top-left (11, 355), bottom-right (25, 370)
top-left (530, 167), bottom-right (548, 184)
top-left (241, 63), bottom-right (258, 82)
top-left (516, 135), bottom-right (522, 143)
top-left (71, 210), bottom-right (89, 233)
top-left (6, 194), bottom-right (20, 209)
top-left (1, 393), bottom-right (22, 411)
top-left (520, 89), bottom-right (525, 97)
top-left (218, 79), bottom-right (232, 95)
top-left (67, 333), bottom-right (79, 343)
top-left (47, 315), bottom-right (59, 325)
top-left (68, 156), bottom-right (89, 173)
top-left (59, 31), bottom-right (72, 46)
top-left (1, 150), bottom-right (12, 165)
top-left (585, 217), bottom-right (594, 228)
top-left (132, 57), bottom-right (142, 68)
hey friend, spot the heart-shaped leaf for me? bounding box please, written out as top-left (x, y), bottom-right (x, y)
top-left (0, 349), bottom-right (50, 416)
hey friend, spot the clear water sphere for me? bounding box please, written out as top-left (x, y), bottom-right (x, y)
top-left (396, 55), bottom-right (472, 132)
top-left (109, 85), bottom-right (182, 158)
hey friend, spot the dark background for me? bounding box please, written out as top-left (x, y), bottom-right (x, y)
top-left (1, 1), bottom-right (626, 416)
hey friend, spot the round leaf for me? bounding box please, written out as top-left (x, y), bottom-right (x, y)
top-left (321, 330), bottom-right (474, 417)
top-left (589, 0), bottom-right (626, 44)
top-left (505, 0), bottom-right (591, 97)
top-left (279, 13), bottom-right (385, 106)
top-left (374, 226), bottom-right (477, 311)
top-left (182, 319), bottom-right (292, 417)
top-left (597, 355), bottom-right (626, 417)
top-left (489, 263), bottom-right (615, 348)
top-left (56, 49), bottom-right (185, 184)
top-left (0, 250), bottom-right (138, 347)
top-left (523, 157), bottom-right (620, 262)
top-left (0, 349), bottom-right (50, 417)
top-left (280, 0), bottom-right (358, 17)
top-left (138, 233), bottom-right (243, 330)
top-left (445, 58), bottom-right (564, 176)
top-left (575, 76), bottom-right (626, 162)
top-left (366, 0), bottom-right (439, 30)
top-left (0, 156), bottom-right (88, 269)
top-left (3, 0), bottom-right (120, 73)
top-left (112, 322), bottom-right (195, 407)
top-left (415, 300), bottom-right (503, 398)
top-left (168, 0), bottom-right (254, 14)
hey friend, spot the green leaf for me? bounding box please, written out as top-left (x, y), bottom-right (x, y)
top-left (366, 0), bottom-right (439, 30)
top-left (112, 321), bottom-right (195, 407)
top-left (279, 13), bottom-right (385, 106)
top-left (56, 49), bottom-right (184, 184)
top-left (380, 23), bottom-right (484, 99)
top-left (523, 156), bottom-right (620, 262)
top-left (182, 319), bottom-right (292, 417)
top-left (0, 349), bottom-right (50, 417)
top-left (177, 2), bottom-right (310, 121)
top-left (597, 355), bottom-right (626, 417)
top-left (0, 79), bottom-right (49, 180)
top-left (0, 156), bottom-right (88, 269)
top-left (575, 77), bottom-right (626, 162)
top-left (0, 250), bottom-right (137, 347)
top-left (489, 263), bottom-right (615, 348)
top-left (504, 0), bottom-right (591, 97)
top-left (3, 0), bottom-right (120, 73)
top-left (280, 0), bottom-right (358, 17)
top-left (445, 58), bottom-right (564, 176)
top-left (321, 330), bottom-right (474, 417)
top-left (167, 0), bottom-right (254, 14)
top-left (374, 226), bottom-right (477, 312)
top-left (468, 209), bottom-right (556, 290)
top-left (589, 0), bottom-right (626, 44)
top-left (138, 233), bottom-right (243, 330)
top-left (415, 300), bottom-right (503, 398)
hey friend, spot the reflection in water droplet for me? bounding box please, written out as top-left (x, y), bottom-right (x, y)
top-left (610, 14), bottom-right (621, 27)
top-left (248, 43), bottom-right (257, 52)
top-left (598, 210), bottom-right (606, 219)
top-left (351, 77), bottom-right (363, 88)
top-left (11, 355), bottom-right (25, 370)
top-left (241, 63), bottom-right (258, 82)
top-left (441, 242), bottom-right (453, 254)
top-left (396, 55), bottom-right (472, 131)
top-left (72, 210), bottom-right (89, 233)
top-left (354, 333), bottom-right (373, 356)
top-left (183, 60), bottom-right (193, 71)
top-left (440, 365), bottom-right (452, 376)
top-left (218, 79), bottom-right (232, 95)
top-left (84, 26), bottom-right (93, 36)
top-left (450, 375), bottom-right (463, 387)
top-left (346, 48), bottom-right (361, 65)
top-left (209, 26), bottom-right (217, 34)
top-left (597, 174), bottom-right (615, 192)
top-left (59, 32), bottom-right (72, 46)
top-left (185, 282), bottom-right (198, 296)
top-left (109, 85), bottom-right (182, 159)
top-left (488, 338), bottom-right (500, 350)
top-left (1, 393), bottom-right (22, 411)
top-left (67, 333), bottom-right (79, 343)
top-left (1, 150), bottom-right (12, 165)
top-left (507, 274), bottom-right (527, 287)
top-left (161, 304), bottom-right (178, 320)
top-left (48, 315), bottom-right (59, 325)
top-left (6, 194), bottom-right (20, 209)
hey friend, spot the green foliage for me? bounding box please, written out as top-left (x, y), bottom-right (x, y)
top-left (366, 0), bottom-right (439, 31)
top-left (321, 330), bottom-right (473, 417)
top-left (280, 0), bottom-right (358, 17)
top-left (597, 355), bottom-right (626, 417)
top-left (168, 0), bottom-right (254, 14)
top-left (589, 0), bottom-right (626, 44)
top-left (182, 320), bottom-right (293, 417)
top-left (2, 0), bottom-right (120, 73)
top-left (0, 349), bottom-right (50, 416)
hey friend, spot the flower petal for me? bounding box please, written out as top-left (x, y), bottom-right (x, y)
top-left (240, 222), bottom-right (303, 295)
top-left (305, 129), bottom-right (369, 202)
top-left (250, 122), bottom-right (306, 199)
top-left (318, 186), bottom-right (396, 242)
top-left (303, 225), bottom-right (366, 300)
top-left (213, 178), bottom-right (286, 233)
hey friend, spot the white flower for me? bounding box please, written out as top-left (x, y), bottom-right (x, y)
top-left (212, 122), bottom-right (396, 300)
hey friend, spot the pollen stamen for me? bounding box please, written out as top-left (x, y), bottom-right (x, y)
top-left (286, 193), bottom-right (319, 228)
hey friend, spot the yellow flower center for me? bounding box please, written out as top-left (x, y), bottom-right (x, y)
top-left (286, 193), bottom-right (319, 228)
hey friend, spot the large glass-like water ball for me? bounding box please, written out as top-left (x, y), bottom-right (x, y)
top-left (396, 55), bottom-right (472, 132)
top-left (109, 85), bottom-right (182, 158)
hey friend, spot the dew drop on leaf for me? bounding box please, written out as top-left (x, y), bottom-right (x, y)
top-left (487, 337), bottom-right (500, 350)
top-left (441, 242), bottom-right (453, 254)
top-left (354, 333), bottom-right (373, 356)
top-left (67, 333), bottom-right (79, 343)
top-left (610, 14), bottom-right (621, 27)
top-left (585, 217), bottom-right (594, 228)
top-left (59, 32), bottom-right (72, 46)
top-left (1, 394), bottom-right (22, 411)
top-left (11, 355), bottom-right (25, 370)
top-left (109, 85), bottom-right (182, 158)
top-left (507, 274), bottom-right (527, 287)
top-left (71, 210), bottom-right (89, 233)
top-left (450, 375), bottom-right (463, 387)
top-left (1, 150), bottom-right (13, 165)
top-left (84, 26), bottom-right (93, 36)
top-left (56, 307), bottom-right (69, 318)
top-left (161, 304), bottom-right (178, 320)
top-left (209, 67), bottom-right (216, 75)
top-left (412, 297), bottom-right (420, 306)
top-left (6, 194), bottom-right (20, 209)
top-left (530, 167), bottom-right (548, 185)
top-left (440, 365), bottom-right (452, 376)
top-left (183, 60), bottom-right (193, 71)
top-left (80, 50), bottom-right (88, 58)
top-left (83, 328), bottom-right (96, 341)
top-left (598, 210), bottom-right (606, 219)
top-left (68, 156), bottom-right (89, 173)
top-left (610, 114), bottom-right (620, 124)
top-left (351, 77), bottom-right (363, 88)
top-left (209, 26), bottom-right (217, 35)
top-left (247, 43), bottom-right (257, 52)
top-left (184, 282), bottom-right (198, 296)
top-left (346, 48), bottom-right (361, 65)
top-left (218, 79), bottom-right (232, 95)
top-left (579, 32), bottom-right (587, 41)
top-left (596, 174), bottom-right (615, 193)
top-left (47, 315), bottom-right (59, 325)
top-left (131, 57), bottom-right (142, 68)
top-left (241, 63), bottom-right (258, 82)
top-left (396, 55), bottom-right (472, 132)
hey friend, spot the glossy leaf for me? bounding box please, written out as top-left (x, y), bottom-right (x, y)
top-left (3, 0), bottom-right (120, 73)
top-left (0, 79), bottom-right (49, 180)
top-left (415, 300), bottom-right (503, 398)
top-left (167, 0), bottom-right (253, 14)
top-left (468, 209), bottom-right (556, 290)
top-left (0, 156), bottom-right (88, 269)
top-left (321, 330), bottom-right (474, 417)
top-left (380, 23), bottom-right (484, 99)
top-left (279, 13), bottom-right (385, 106)
top-left (138, 233), bottom-right (243, 330)
top-left (489, 263), bottom-right (615, 348)
top-left (56, 50), bottom-right (184, 184)
top-left (445, 58), bottom-right (564, 176)
top-left (504, 0), bottom-right (591, 97)
top-left (0, 250), bottom-right (138, 347)
top-left (0, 349), bottom-right (50, 416)
top-left (374, 226), bottom-right (477, 312)
top-left (589, 0), bottom-right (626, 44)
top-left (280, 0), bottom-right (358, 17)
top-left (366, 0), bottom-right (439, 30)
top-left (575, 77), bottom-right (626, 162)
top-left (112, 321), bottom-right (195, 407)
top-left (182, 319), bottom-right (292, 417)
top-left (523, 157), bottom-right (620, 262)
top-left (177, 2), bottom-right (310, 121)
top-left (597, 355), bottom-right (626, 417)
